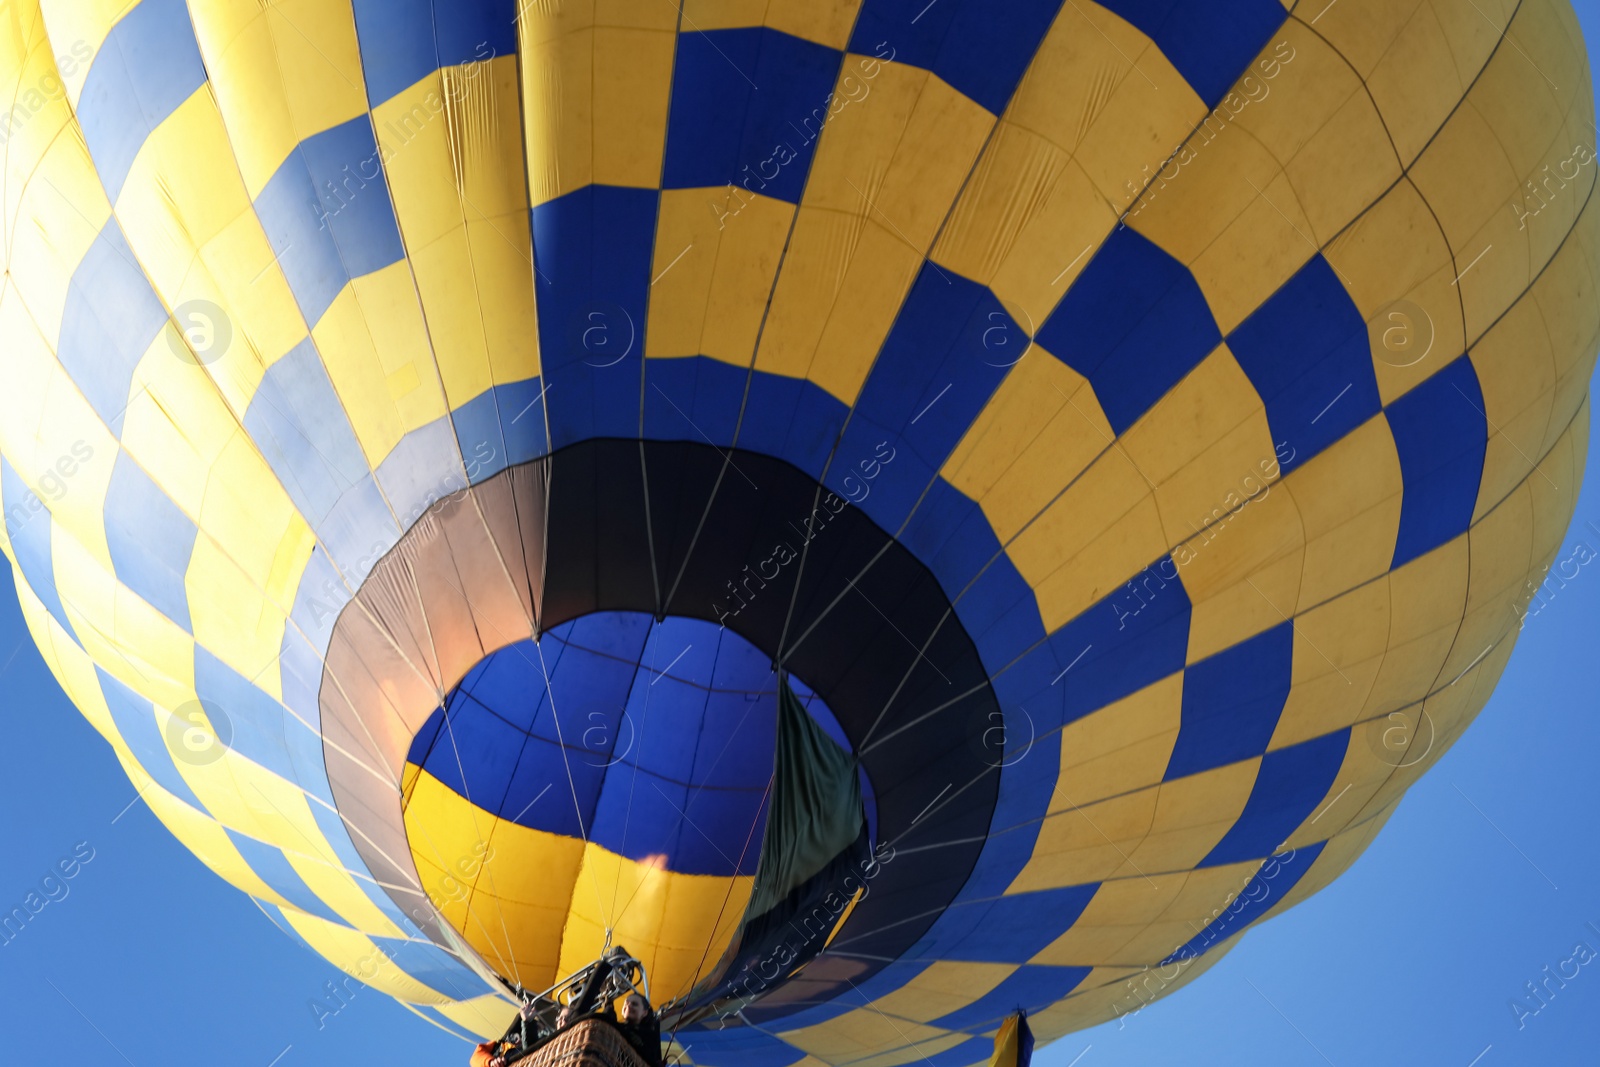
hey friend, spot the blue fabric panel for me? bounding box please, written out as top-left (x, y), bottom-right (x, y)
top-left (368, 935), bottom-right (494, 999)
top-left (96, 666), bottom-right (207, 811)
top-left (903, 479), bottom-right (1003, 602)
top-left (1163, 842), bottom-right (1327, 963)
top-left (831, 268), bottom-right (1017, 531)
top-left (57, 221), bottom-right (169, 438)
top-left (243, 340), bottom-right (374, 527)
top-left (1227, 256), bottom-right (1382, 473)
top-left (376, 415), bottom-right (466, 529)
top-left (286, 547), bottom-right (351, 662)
top-left (77, 0), bottom-right (207, 201)
top-left (194, 647), bottom-right (333, 803)
top-left (737, 372), bottom-right (850, 481)
top-left (677, 1027), bottom-right (809, 1067)
top-left (277, 628), bottom-right (326, 729)
top-left (663, 29), bottom-right (841, 203)
top-left (1097, 0), bottom-right (1288, 108)
top-left (1, 459), bottom-right (78, 641)
top-left (304, 801), bottom-right (425, 939)
top-left (226, 829), bottom-right (349, 925)
top-left (915, 885), bottom-right (1097, 963)
top-left (103, 451), bottom-right (196, 631)
top-left (351, 0), bottom-right (518, 106)
top-left (1387, 356), bottom-right (1488, 568)
top-left (1165, 621), bottom-right (1293, 780)
top-left (990, 555), bottom-right (1191, 735)
top-left (961, 555), bottom-right (1047, 677)
top-left (410, 616), bottom-right (830, 877)
top-left (931, 965), bottom-right (1090, 1031)
top-left (315, 476), bottom-right (400, 586)
top-left (1202, 729), bottom-right (1349, 867)
top-left (951, 820), bottom-right (1048, 904)
top-left (449, 378), bottom-right (551, 485)
top-left (1036, 227), bottom-right (1221, 435)
top-left (255, 117), bottom-right (405, 326)
top-left (424, 688), bottom-right (542, 816)
top-left (644, 356), bottom-right (746, 447)
top-left (531, 186), bottom-right (657, 448)
top-left (848, 0), bottom-right (1064, 114)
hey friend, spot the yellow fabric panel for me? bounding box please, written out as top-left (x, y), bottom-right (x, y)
top-left (778, 1008), bottom-right (965, 1067)
top-left (1120, 760), bottom-right (1259, 875)
top-left (372, 56), bottom-right (540, 408)
top-left (1039, 934), bottom-right (1234, 1035)
top-left (1125, 347), bottom-right (1279, 555)
top-left (121, 337), bottom-right (248, 521)
top-left (1269, 579), bottom-right (1390, 751)
top-left (141, 785), bottom-right (308, 910)
top-left (190, 434), bottom-right (317, 679)
top-left (1533, 201), bottom-right (1600, 460)
top-left (179, 747), bottom-right (325, 854)
top-left (1471, 304), bottom-right (1559, 520)
top-left (187, 0), bottom-right (369, 197)
top-left (312, 263), bottom-right (450, 468)
top-left (283, 847), bottom-right (409, 939)
top-left (33, 0), bottom-right (120, 105)
top-left (1011, 447), bottom-right (1167, 634)
top-left (680, 0), bottom-right (861, 49)
top-left (404, 770), bottom-right (584, 988)
top-left (647, 189), bottom-right (795, 365)
top-left (281, 910), bottom-right (461, 1006)
top-left (51, 537), bottom-right (195, 712)
top-left (1175, 482), bottom-right (1304, 665)
top-left (186, 538), bottom-right (293, 699)
top-left (1279, 729), bottom-right (1395, 849)
top-left (114, 88), bottom-right (308, 412)
top-left (429, 994), bottom-right (518, 1043)
top-left (1028, 874), bottom-right (1190, 967)
top-left (950, 156), bottom-right (1117, 344)
top-left (943, 350), bottom-right (1108, 544)
top-left (1065, 3), bottom-right (1206, 208)
top-left (2, 144), bottom-right (111, 381)
top-left (1443, 480), bottom-right (1535, 680)
top-left (1325, 179), bottom-right (1466, 407)
top-left (1010, 787), bottom-right (1159, 892)
top-left (1361, 534), bottom-right (1469, 718)
top-left (752, 214), bottom-right (916, 400)
top-left (0, 333), bottom-right (118, 572)
top-left (1357, 0), bottom-right (1507, 166)
top-left (1280, 416), bottom-right (1402, 610)
top-left (1408, 110), bottom-right (1529, 349)
top-left (870, 961), bottom-right (1013, 1023)
top-left (557, 841), bottom-right (753, 1004)
top-left (518, 2), bottom-right (678, 206)
top-left (1051, 673), bottom-right (1182, 811)
top-left (9, 569), bottom-right (121, 743)
top-left (931, 122), bottom-right (1102, 331)
top-left (1130, 862), bottom-right (1260, 947)
top-left (754, 63), bottom-right (993, 402)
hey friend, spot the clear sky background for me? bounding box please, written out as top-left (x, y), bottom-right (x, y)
top-left (4, 6), bottom-right (1600, 1066)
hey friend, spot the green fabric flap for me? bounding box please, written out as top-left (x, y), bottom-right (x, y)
top-left (744, 674), bottom-right (865, 922)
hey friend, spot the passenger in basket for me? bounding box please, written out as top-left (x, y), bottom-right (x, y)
top-left (615, 993), bottom-right (664, 1067)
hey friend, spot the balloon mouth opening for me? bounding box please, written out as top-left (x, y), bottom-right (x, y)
top-left (316, 441), bottom-right (1001, 1021)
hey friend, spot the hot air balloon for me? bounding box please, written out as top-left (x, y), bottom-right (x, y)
top-left (1, 0), bottom-right (1595, 1063)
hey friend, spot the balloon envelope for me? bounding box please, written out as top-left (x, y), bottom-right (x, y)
top-left (0, 0), bottom-right (1595, 1062)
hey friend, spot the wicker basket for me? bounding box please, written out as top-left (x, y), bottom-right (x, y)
top-left (510, 1019), bottom-right (651, 1067)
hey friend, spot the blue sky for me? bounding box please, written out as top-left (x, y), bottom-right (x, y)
top-left (4, 8), bottom-right (1600, 1067)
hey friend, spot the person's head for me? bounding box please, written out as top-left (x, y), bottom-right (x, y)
top-left (621, 994), bottom-right (649, 1024)
top-left (557, 1005), bottom-right (572, 1027)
